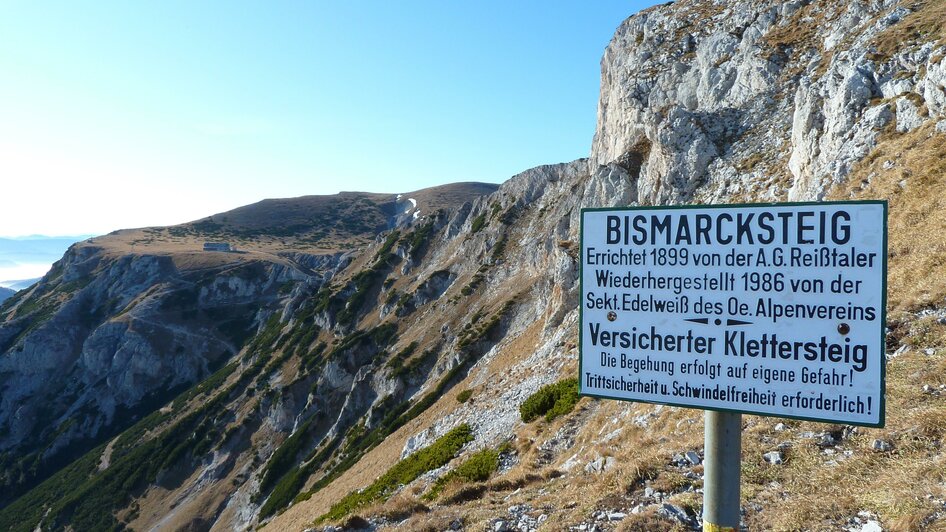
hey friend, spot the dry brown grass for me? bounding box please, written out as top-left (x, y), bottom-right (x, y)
top-left (514, 401), bottom-right (707, 523)
top-left (615, 507), bottom-right (689, 531)
top-left (406, 182), bottom-right (499, 213)
top-left (763, 3), bottom-right (841, 60)
top-left (438, 470), bottom-right (557, 506)
top-left (736, 152), bottom-right (765, 173)
top-left (360, 493), bottom-right (430, 522)
top-left (392, 512), bottom-right (466, 532)
top-left (831, 123), bottom-right (946, 310)
top-left (735, 344), bottom-right (946, 529)
top-left (873, 0), bottom-right (946, 59)
top-left (763, 5), bottom-right (818, 55)
top-left (293, 364), bottom-right (946, 530)
top-left (500, 390), bottom-right (946, 530)
top-left (902, 315), bottom-right (946, 349)
top-left (261, 294), bottom-right (549, 531)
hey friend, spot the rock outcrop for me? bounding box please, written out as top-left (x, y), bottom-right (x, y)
top-left (592, 0), bottom-right (945, 203)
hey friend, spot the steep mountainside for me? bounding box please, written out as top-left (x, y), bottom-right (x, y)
top-left (0, 184), bottom-right (496, 522)
top-left (0, 287), bottom-right (14, 304)
top-left (2, 0), bottom-right (946, 530)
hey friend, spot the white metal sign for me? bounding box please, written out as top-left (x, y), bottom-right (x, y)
top-left (579, 201), bottom-right (887, 426)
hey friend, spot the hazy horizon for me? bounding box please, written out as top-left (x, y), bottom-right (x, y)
top-left (0, 234), bottom-right (96, 287)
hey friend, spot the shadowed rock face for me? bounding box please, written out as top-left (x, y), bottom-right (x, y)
top-left (2, 1), bottom-right (945, 530)
top-left (0, 246), bottom-right (305, 506)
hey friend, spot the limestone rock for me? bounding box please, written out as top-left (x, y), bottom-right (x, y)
top-left (685, 450), bottom-right (702, 466)
top-left (764, 451), bottom-right (785, 465)
top-left (895, 97), bottom-right (924, 132)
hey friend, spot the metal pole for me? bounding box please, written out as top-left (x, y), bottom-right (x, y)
top-left (703, 410), bottom-right (741, 532)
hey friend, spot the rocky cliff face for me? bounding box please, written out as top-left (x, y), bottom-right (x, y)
top-left (2, 1), bottom-right (946, 531)
top-left (0, 242), bottom-right (312, 506)
top-left (592, 0), bottom-right (945, 204)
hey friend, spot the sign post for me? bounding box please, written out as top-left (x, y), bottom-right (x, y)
top-left (703, 410), bottom-right (741, 531)
top-left (579, 201), bottom-right (887, 530)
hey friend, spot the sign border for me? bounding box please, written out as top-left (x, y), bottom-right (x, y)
top-left (578, 199), bottom-right (888, 428)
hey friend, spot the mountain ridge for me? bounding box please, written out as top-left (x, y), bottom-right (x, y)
top-left (2, 0), bottom-right (946, 530)
top-left (0, 182), bottom-right (495, 518)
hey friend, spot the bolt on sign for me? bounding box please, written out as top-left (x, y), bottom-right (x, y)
top-left (579, 201), bottom-right (887, 427)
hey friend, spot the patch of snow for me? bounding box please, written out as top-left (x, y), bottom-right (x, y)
top-left (413, 210), bottom-right (421, 220)
top-left (405, 197), bottom-right (417, 213)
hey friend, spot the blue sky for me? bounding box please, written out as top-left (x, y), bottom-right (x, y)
top-left (0, 1), bottom-right (655, 237)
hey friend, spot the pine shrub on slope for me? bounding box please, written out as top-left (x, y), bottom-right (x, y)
top-left (315, 424), bottom-right (473, 524)
top-left (520, 378), bottom-right (579, 423)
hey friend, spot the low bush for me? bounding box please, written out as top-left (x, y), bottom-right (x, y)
top-left (490, 234), bottom-right (508, 261)
top-left (405, 220), bottom-right (435, 259)
top-left (316, 424), bottom-right (473, 523)
top-left (422, 447), bottom-right (498, 501)
top-left (519, 378), bottom-right (579, 423)
top-left (258, 419), bottom-right (315, 496)
top-left (457, 300), bottom-right (514, 349)
top-left (459, 265), bottom-right (490, 296)
top-left (470, 213), bottom-right (487, 233)
top-left (388, 346), bottom-right (434, 380)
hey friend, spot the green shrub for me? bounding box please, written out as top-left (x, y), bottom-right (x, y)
top-left (456, 300), bottom-right (513, 349)
top-left (456, 389), bottom-right (473, 403)
top-left (374, 230), bottom-right (401, 261)
top-left (497, 440), bottom-right (515, 455)
top-left (490, 235), bottom-right (508, 261)
top-left (385, 341), bottom-right (418, 375)
top-left (405, 220), bottom-right (435, 258)
top-left (316, 424), bottom-right (473, 523)
top-left (258, 419), bottom-right (314, 495)
top-left (470, 213), bottom-right (487, 233)
top-left (300, 341), bottom-right (327, 370)
top-left (490, 202), bottom-right (502, 217)
top-left (313, 287), bottom-right (334, 313)
top-left (0, 373), bottom-right (247, 531)
top-left (258, 465), bottom-right (309, 519)
top-left (390, 347), bottom-right (435, 379)
top-left (278, 280), bottom-right (297, 294)
top-left (246, 313), bottom-right (284, 356)
top-left (500, 204), bottom-right (522, 225)
top-left (519, 378), bottom-right (579, 423)
top-left (422, 447), bottom-right (498, 501)
top-left (331, 231), bottom-right (404, 327)
top-left (336, 268), bottom-right (383, 326)
top-left (396, 292), bottom-right (412, 309)
top-left (385, 289), bottom-right (400, 306)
